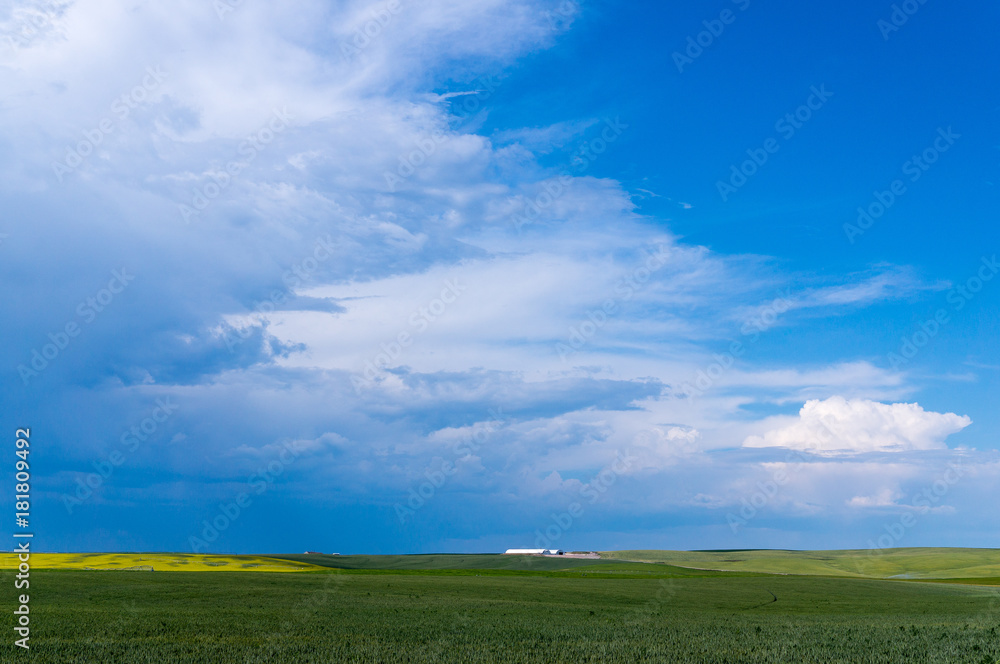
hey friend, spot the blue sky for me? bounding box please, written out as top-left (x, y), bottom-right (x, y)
top-left (2, 0), bottom-right (998, 554)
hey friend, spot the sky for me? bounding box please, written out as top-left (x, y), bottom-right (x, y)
top-left (1, 0), bottom-right (998, 555)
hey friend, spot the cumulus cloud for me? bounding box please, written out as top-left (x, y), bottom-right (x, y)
top-left (743, 397), bottom-right (971, 455)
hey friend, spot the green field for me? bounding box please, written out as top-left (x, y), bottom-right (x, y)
top-left (268, 553), bottom-right (762, 578)
top-left (5, 549), bottom-right (1000, 663)
top-left (600, 548), bottom-right (1000, 579)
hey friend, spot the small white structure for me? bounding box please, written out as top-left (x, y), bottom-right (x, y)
top-left (504, 548), bottom-right (563, 555)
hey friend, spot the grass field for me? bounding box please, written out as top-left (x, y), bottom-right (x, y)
top-left (5, 549), bottom-right (1000, 663)
top-left (268, 553), bottom-right (766, 578)
top-left (5, 568), bottom-right (1000, 663)
top-left (600, 548), bottom-right (1000, 580)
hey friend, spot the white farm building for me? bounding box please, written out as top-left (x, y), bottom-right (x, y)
top-left (504, 548), bottom-right (563, 555)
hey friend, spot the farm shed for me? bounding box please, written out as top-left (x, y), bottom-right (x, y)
top-left (504, 548), bottom-right (564, 555)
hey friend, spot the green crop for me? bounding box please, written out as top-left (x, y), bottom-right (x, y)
top-left (4, 568), bottom-right (1000, 663)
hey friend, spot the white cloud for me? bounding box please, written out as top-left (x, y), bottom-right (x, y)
top-left (846, 488), bottom-right (901, 508)
top-left (743, 396), bottom-right (971, 455)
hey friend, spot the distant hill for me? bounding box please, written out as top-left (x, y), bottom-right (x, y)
top-left (9, 548), bottom-right (998, 582)
top-left (599, 548), bottom-right (1000, 580)
top-left (268, 553), bottom-right (733, 577)
top-left (271, 548), bottom-right (1000, 582)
